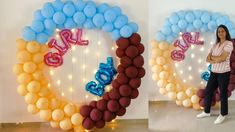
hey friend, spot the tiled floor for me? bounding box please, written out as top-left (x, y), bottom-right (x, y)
top-left (149, 101), bottom-right (235, 132)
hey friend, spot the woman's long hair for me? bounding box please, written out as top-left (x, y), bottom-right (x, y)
top-left (216, 25), bottom-right (231, 43)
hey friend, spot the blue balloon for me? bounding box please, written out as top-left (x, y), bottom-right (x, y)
top-left (86, 81), bottom-right (104, 97)
top-left (164, 19), bottom-right (172, 27)
top-left (193, 10), bottom-right (203, 18)
top-left (44, 19), bottom-right (56, 31)
top-left (44, 30), bottom-right (54, 36)
top-left (226, 21), bottom-right (235, 31)
top-left (112, 6), bottom-right (122, 16)
top-left (171, 25), bottom-right (180, 34)
top-left (31, 20), bottom-right (44, 33)
top-left (74, 0), bottom-right (86, 11)
top-left (22, 26), bottom-right (36, 41)
top-left (111, 29), bottom-right (121, 40)
top-left (83, 19), bottom-right (95, 29)
top-left (177, 10), bottom-right (186, 19)
top-left (178, 19), bottom-right (187, 29)
top-left (63, 2), bottom-right (76, 17)
top-left (216, 17), bottom-right (226, 26)
top-left (57, 24), bottom-right (64, 29)
top-left (102, 23), bottom-right (114, 32)
top-left (169, 13), bottom-right (179, 24)
top-left (200, 24), bottom-right (209, 32)
top-left (84, 4), bottom-right (97, 18)
top-left (104, 9), bottom-right (117, 22)
top-left (186, 24), bottom-right (195, 32)
top-left (230, 29), bottom-right (235, 38)
top-left (201, 71), bottom-right (210, 81)
top-left (95, 70), bottom-right (112, 85)
top-left (208, 21), bottom-right (217, 31)
top-left (93, 14), bottom-right (105, 27)
top-left (41, 3), bottom-right (55, 18)
top-left (201, 12), bottom-right (211, 23)
top-left (156, 31), bottom-right (165, 41)
top-left (64, 18), bottom-right (76, 28)
top-left (120, 25), bottom-right (133, 38)
top-left (52, 0), bottom-right (64, 11)
top-left (97, 3), bottom-right (110, 13)
top-left (34, 10), bottom-right (45, 21)
top-left (161, 26), bottom-right (172, 35)
top-left (193, 19), bottom-right (203, 29)
top-left (36, 32), bottom-right (49, 44)
top-left (114, 15), bottom-right (128, 29)
top-left (128, 22), bottom-right (139, 33)
top-left (73, 12), bottom-right (86, 25)
top-left (100, 57), bottom-right (117, 75)
top-left (185, 12), bottom-right (195, 23)
top-left (212, 12), bottom-right (221, 20)
top-left (208, 64), bottom-right (212, 71)
top-left (166, 35), bottom-right (175, 43)
top-left (53, 12), bottom-right (66, 25)
top-left (86, 0), bottom-right (96, 7)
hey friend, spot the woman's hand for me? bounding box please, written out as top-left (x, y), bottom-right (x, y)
top-left (206, 51), bottom-right (229, 64)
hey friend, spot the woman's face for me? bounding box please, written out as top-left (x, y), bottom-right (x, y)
top-left (217, 27), bottom-right (226, 40)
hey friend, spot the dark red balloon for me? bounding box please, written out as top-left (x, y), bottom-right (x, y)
top-left (199, 99), bottom-right (205, 107)
top-left (137, 68), bottom-right (145, 78)
top-left (133, 55), bottom-right (144, 68)
top-left (89, 101), bottom-right (97, 108)
top-left (112, 79), bottom-right (120, 89)
top-left (130, 89), bottom-right (139, 99)
top-left (103, 110), bottom-right (116, 122)
top-left (116, 107), bottom-right (126, 116)
top-left (116, 38), bottom-right (130, 50)
top-left (125, 46), bottom-right (139, 58)
top-left (80, 105), bottom-right (92, 117)
top-left (95, 120), bottom-right (105, 129)
top-left (197, 89), bottom-right (206, 98)
top-left (120, 56), bottom-right (132, 67)
top-left (119, 85), bottom-right (132, 97)
top-left (215, 93), bottom-right (220, 101)
top-left (97, 99), bottom-right (107, 111)
top-left (116, 48), bottom-right (125, 58)
top-left (108, 88), bottom-right (121, 100)
top-left (90, 109), bottom-right (103, 122)
top-left (107, 100), bottom-right (120, 112)
top-left (228, 91), bottom-right (232, 97)
top-left (82, 117), bottom-right (95, 130)
top-left (117, 65), bottom-right (125, 73)
top-left (119, 97), bottom-right (131, 107)
top-left (129, 33), bottom-right (141, 45)
top-left (103, 93), bottom-right (110, 100)
top-left (117, 73), bottom-right (129, 84)
top-left (137, 43), bottom-right (145, 54)
top-left (125, 66), bottom-right (138, 78)
top-left (129, 78), bottom-right (141, 89)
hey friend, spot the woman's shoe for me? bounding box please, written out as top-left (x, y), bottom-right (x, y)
top-left (196, 112), bottom-right (211, 118)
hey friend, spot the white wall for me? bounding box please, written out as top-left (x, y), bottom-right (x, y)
top-left (148, 0), bottom-right (235, 101)
top-left (0, 0), bottom-right (148, 123)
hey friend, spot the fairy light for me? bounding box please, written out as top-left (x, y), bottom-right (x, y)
top-left (179, 32), bottom-right (183, 35)
top-left (55, 28), bottom-right (60, 32)
top-left (180, 70), bottom-right (183, 74)
top-left (210, 41), bottom-right (214, 45)
top-left (183, 79), bottom-right (186, 83)
top-left (191, 32), bottom-right (195, 35)
top-left (188, 66), bottom-right (192, 71)
top-left (200, 47), bottom-right (205, 52)
top-left (68, 74), bottom-right (73, 80)
top-left (69, 87), bottom-right (73, 92)
top-left (179, 36), bottom-right (183, 40)
top-left (47, 83), bottom-right (51, 88)
top-left (84, 48), bottom-right (89, 54)
top-left (71, 28), bottom-right (76, 33)
top-left (85, 94), bottom-right (89, 99)
top-left (111, 46), bottom-right (115, 50)
top-left (174, 63), bottom-right (178, 67)
top-left (82, 78), bottom-right (87, 83)
top-left (111, 119), bottom-right (116, 123)
top-left (57, 80), bottom-right (61, 85)
top-left (200, 81), bottom-right (204, 85)
top-left (189, 75), bottom-right (193, 80)
top-left (93, 69), bottom-right (97, 74)
top-left (72, 57), bottom-right (76, 63)
top-left (82, 64), bottom-right (86, 70)
top-left (198, 59), bottom-right (202, 63)
top-left (98, 41), bottom-right (101, 46)
top-left (50, 70), bottom-right (54, 76)
top-left (200, 38), bottom-right (204, 41)
top-left (56, 34), bottom-right (60, 38)
top-left (191, 45), bottom-right (195, 49)
top-left (72, 45), bottom-right (76, 51)
top-left (198, 69), bottom-right (203, 73)
top-left (61, 92), bottom-right (65, 96)
top-left (173, 73), bottom-right (176, 76)
top-left (191, 53), bottom-right (195, 58)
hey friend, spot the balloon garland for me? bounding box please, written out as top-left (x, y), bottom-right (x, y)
top-left (13, 0), bottom-right (145, 131)
top-left (150, 10), bottom-right (235, 110)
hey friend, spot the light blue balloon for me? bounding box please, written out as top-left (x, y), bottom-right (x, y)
top-left (63, 2), bottom-right (76, 17)
top-left (104, 9), bottom-right (117, 22)
top-left (22, 26), bottom-right (36, 41)
top-left (74, 0), bottom-right (86, 11)
top-left (201, 12), bottom-right (211, 23)
top-left (114, 15), bottom-right (128, 29)
top-left (212, 12), bottom-right (221, 20)
top-left (193, 10), bottom-right (203, 18)
top-left (93, 14), bottom-right (105, 27)
top-left (64, 18), bottom-right (76, 28)
top-left (57, 24), bottom-right (64, 29)
top-left (97, 3), bottom-right (109, 13)
top-left (128, 22), bottom-right (138, 33)
top-left (52, 0), bottom-right (64, 11)
top-left (120, 25), bottom-right (133, 38)
top-left (112, 6), bottom-right (122, 16)
top-left (169, 13), bottom-right (179, 24)
top-left (230, 29), bottom-right (235, 38)
top-left (186, 24), bottom-right (195, 32)
top-left (177, 10), bottom-right (186, 19)
top-left (156, 31), bottom-right (165, 41)
top-left (31, 20), bottom-right (44, 33)
top-left (216, 17), bottom-right (226, 26)
top-left (53, 12), bottom-right (66, 25)
top-left (102, 23), bottom-right (114, 32)
top-left (193, 19), bottom-right (203, 29)
top-left (161, 26), bottom-right (171, 35)
top-left (200, 24), bottom-right (209, 32)
top-left (44, 19), bottom-right (56, 31)
top-left (208, 21), bottom-right (217, 31)
top-left (226, 21), bottom-right (235, 30)
top-left (185, 12), bottom-right (195, 23)
top-left (34, 10), bottom-right (45, 21)
top-left (178, 19), bottom-right (187, 29)
top-left (164, 19), bottom-right (171, 27)
top-left (111, 29), bottom-right (121, 40)
top-left (36, 32), bottom-right (49, 44)
top-left (84, 4), bottom-right (97, 18)
top-left (73, 12), bottom-right (86, 25)
top-left (166, 35), bottom-right (175, 43)
top-left (86, 0), bottom-right (96, 7)
top-left (171, 25), bottom-right (180, 34)
top-left (44, 30), bottom-right (54, 36)
top-left (83, 19), bottom-right (95, 29)
top-left (41, 3), bottom-right (55, 18)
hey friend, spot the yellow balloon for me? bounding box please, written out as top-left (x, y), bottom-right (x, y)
top-left (37, 63), bottom-right (45, 70)
top-left (13, 64), bottom-right (23, 75)
top-left (60, 118), bottom-right (72, 130)
top-left (27, 104), bottom-right (39, 114)
top-left (177, 92), bottom-right (187, 100)
top-left (50, 98), bottom-right (61, 110)
top-left (159, 71), bottom-right (169, 79)
top-left (182, 99), bottom-right (192, 108)
top-left (163, 51), bottom-right (171, 58)
top-left (186, 88), bottom-right (194, 97)
top-left (27, 81), bottom-right (41, 93)
top-left (38, 87), bottom-right (50, 97)
top-left (191, 95), bottom-right (200, 104)
top-left (33, 53), bottom-right (43, 63)
top-left (159, 88), bottom-right (167, 95)
top-left (149, 58), bottom-right (156, 66)
top-left (152, 48), bottom-right (163, 57)
top-left (163, 63), bottom-right (172, 71)
top-left (50, 121), bottom-right (60, 128)
top-left (17, 73), bottom-right (32, 84)
top-left (157, 79), bottom-right (167, 88)
top-left (152, 73), bottom-right (159, 81)
top-left (168, 92), bottom-right (177, 100)
top-left (16, 39), bottom-right (27, 50)
top-left (152, 65), bottom-right (162, 74)
top-left (26, 41), bottom-right (40, 53)
top-left (52, 109), bottom-right (65, 121)
top-left (156, 57), bottom-right (166, 65)
top-left (36, 98), bottom-right (49, 109)
top-left (40, 45), bottom-right (49, 53)
top-left (23, 62), bottom-right (37, 73)
top-left (17, 51), bottom-right (32, 63)
top-left (193, 103), bottom-right (201, 110)
top-left (17, 85), bottom-right (28, 96)
top-left (176, 100), bottom-right (182, 106)
top-left (74, 125), bottom-right (84, 132)
top-left (25, 93), bottom-right (39, 104)
top-left (71, 113), bottom-right (83, 125)
top-left (32, 70), bottom-right (44, 80)
top-left (151, 40), bottom-right (158, 47)
top-left (40, 110), bottom-right (52, 121)
top-left (166, 83), bottom-right (176, 92)
top-left (64, 104), bottom-right (76, 116)
top-left (158, 42), bottom-right (169, 50)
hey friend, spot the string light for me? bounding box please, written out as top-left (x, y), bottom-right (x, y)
top-left (191, 53), bottom-right (195, 58)
top-left (111, 46), bottom-right (115, 50)
top-left (188, 66), bottom-right (192, 71)
top-left (84, 48), bottom-right (89, 54)
top-left (98, 41), bottom-right (101, 45)
top-left (85, 94), bottom-right (89, 99)
top-left (200, 47), bottom-right (205, 51)
top-left (191, 45), bottom-right (195, 49)
top-left (71, 28), bottom-right (76, 33)
top-left (188, 75), bottom-right (193, 80)
top-left (72, 57), bottom-right (76, 63)
top-left (173, 73), bottom-right (176, 76)
top-left (69, 87), bottom-right (73, 92)
top-left (55, 28), bottom-right (60, 32)
top-left (198, 59), bottom-right (202, 63)
top-left (50, 70), bottom-right (54, 76)
top-left (93, 69), bottom-right (97, 74)
top-left (61, 92), bottom-right (65, 96)
top-left (191, 32), bottom-right (195, 35)
top-left (180, 70), bottom-right (183, 74)
top-left (175, 63), bottom-right (178, 67)
top-left (47, 83), bottom-right (51, 88)
top-left (82, 64), bottom-right (86, 70)
top-left (72, 45), bottom-right (76, 51)
top-left (56, 34), bottom-right (60, 39)
top-left (183, 79), bottom-right (186, 83)
top-left (68, 74), bottom-right (73, 80)
top-left (57, 80), bottom-right (61, 85)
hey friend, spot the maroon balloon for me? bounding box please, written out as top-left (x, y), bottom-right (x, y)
top-left (103, 110), bottom-right (116, 122)
top-left (133, 55), bottom-right (144, 68)
top-left (117, 65), bottom-right (125, 73)
top-left (97, 99), bottom-right (107, 111)
top-left (228, 91), bottom-right (232, 97)
top-left (95, 120), bottom-right (105, 129)
top-left (215, 93), bottom-right (220, 101)
top-left (120, 56), bottom-right (132, 67)
top-left (125, 46), bottom-right (139, 58)
top-left (129, 78), bottom-right (141, 89)
top-left (112, 79), bottom-right (120, 89)
top-left (130, 89), bottom-right (139, 99)
top-left (137, 43), bottom-right (145, 54)
top-left (228, 84), bottom-right (235, 91)
top-left (89, 101), bottom-right (97, 108)
top-left (108, 88), bottom-right (121, 100)
top-left (231, 62), bottom-right (235, 69)
top-left (80, 105), bottom-right (92, 117)
top-left (116, 38), bottom-right (130, 50)
top-left (199, 99), bottom-right (205, 107)
top-left (119, 85), bottom-right (132, 97)
top-left (82, 117), bottom-right (95, 130)
top-left (103, 93), bottom-right (110, 100)
top-left (90, 109), bottom-right (103, 122)
top-left (125, 66), bottom-right (138, 78)
top-left (137, 68), bottom-right (145, 78)
top-left (119, 97), bottom-right (131, 108)
top-left (116, 48), bottom-right (125, 58)
top-left (129, 33), bottom-right (141, 45)
top-left (117, 73), bottom-right (129, 84)
top-left (107, 100), bottom-right (120, 112)
top-left (116, 107), bottom-right (126, 116)
top-left (197, 89), bottom-right (206, 98)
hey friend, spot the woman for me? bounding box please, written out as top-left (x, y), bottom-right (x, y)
top-left (197, 25), bottom-right (233, 124)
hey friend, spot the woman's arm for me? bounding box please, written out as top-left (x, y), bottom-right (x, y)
top-left (206, 52), bottom-right (217, 63)
top-left (210, 51), bottom-right (230, 63)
